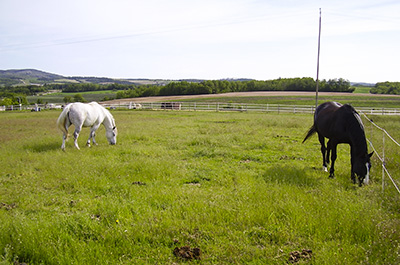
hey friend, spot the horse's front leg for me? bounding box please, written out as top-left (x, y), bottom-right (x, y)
top-left (87, 125), bottom-right (100, 147)
top-left (350, 147), bottom-right (356, 184)
top-left (329, 143), bottom-right (338, 178)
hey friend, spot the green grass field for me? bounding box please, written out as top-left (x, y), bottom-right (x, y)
top-left (352, 86), bottom-right (372, 94)
top-left (27, 89), bottom-right (400, 109)
top-left (0, 109), bottom-right (399, 264)
top-left (179, 94), bottom-right (400, 108)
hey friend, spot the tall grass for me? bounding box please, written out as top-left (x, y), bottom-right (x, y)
top-left (0, 110), bottom-right (399, 264)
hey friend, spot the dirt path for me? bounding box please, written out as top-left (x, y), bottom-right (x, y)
top-left (101, 91), bottom-right (398, 104)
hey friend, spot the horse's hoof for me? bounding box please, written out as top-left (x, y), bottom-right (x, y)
top-left (323, 166), bottom-right (328, 172)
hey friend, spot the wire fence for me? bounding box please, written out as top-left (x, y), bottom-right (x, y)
top-left (360, 112), bottom-right (400, 195)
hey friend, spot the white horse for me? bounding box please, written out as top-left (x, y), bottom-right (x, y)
top-left (57, 102), bottom-right (117, 150)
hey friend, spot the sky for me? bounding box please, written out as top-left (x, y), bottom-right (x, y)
top-left (1, 0), bottom-right (400, 83)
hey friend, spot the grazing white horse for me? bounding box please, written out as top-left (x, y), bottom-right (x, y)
top-left (57, 102), bottom-right (117, 150)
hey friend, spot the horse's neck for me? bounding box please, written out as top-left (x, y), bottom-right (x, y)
top-left (349, 114), bottom-right (368, 156)
top-left (102, 111), bottom-right (115, 129)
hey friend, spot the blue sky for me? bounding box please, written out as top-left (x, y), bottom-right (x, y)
top-left (1, 0), bottom-right (399, 83)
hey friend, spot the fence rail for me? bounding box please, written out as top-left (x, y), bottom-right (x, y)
top-left (100, 102), bottom-right (400, 115)
top-left (2, 102), bottom-right (400, 116)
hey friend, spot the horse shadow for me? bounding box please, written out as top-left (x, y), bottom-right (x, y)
top-left (262, 165), bottom-right (320, 187)
top-left (25, 142), bottom-right (61, 153)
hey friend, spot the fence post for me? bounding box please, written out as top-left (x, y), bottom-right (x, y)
top-left (382, 131), bottom-right (385, 195)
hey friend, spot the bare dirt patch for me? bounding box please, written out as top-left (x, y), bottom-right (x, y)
top-left (288, 249), bottom-right (313, 263)
top-left (173, 246), bottom-right (202, 260)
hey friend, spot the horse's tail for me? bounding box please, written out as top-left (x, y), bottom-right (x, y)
top-left (57, 104), bottom-right (71, 139)
top-left (302, 124), bottom-right (317, 143)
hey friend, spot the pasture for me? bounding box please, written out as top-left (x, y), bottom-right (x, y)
top-left (0, 109), bottom-right (399, 264)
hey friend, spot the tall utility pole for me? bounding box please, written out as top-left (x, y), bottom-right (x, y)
top-left (315, 8), bottom-right (322, 109)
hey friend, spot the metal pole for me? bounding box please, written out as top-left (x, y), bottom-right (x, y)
top-left (316, 8), bottom-right (322, 109)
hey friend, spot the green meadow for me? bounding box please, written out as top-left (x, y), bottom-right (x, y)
top-left (0, 109), bottom-right (399, 264)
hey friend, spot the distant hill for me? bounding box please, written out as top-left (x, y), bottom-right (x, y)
top-left (0, 69), bottom-right (256, 87)
top-left (2, 69), bottom-right (373, 88)
top-left (0, 69), bottom-right (163, 86)
top-left (351, 82), bottom-right (375, 87)
top-left (0, 69), bottom-right (64, 86)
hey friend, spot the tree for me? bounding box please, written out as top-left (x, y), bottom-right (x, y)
top-left (73, 94), bottom-right (86, 102)
top-left (63, 96), bottom-right (72, 103)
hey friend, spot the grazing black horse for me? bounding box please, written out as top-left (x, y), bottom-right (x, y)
top-left (303, 102), bottom-right (373, 186)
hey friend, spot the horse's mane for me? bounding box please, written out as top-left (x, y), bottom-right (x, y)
top-left (98, 103), bottom-right (116, 128)
top-left (86, 102), bottom-right (116, 127)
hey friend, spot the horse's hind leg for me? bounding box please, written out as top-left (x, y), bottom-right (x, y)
top-left (61, 133), bottom-right (67, 151)
top-left (318, 134), bottom-right (328, 172)
top-left (326, 139), bottom-right (331, 165)
top-left (73, 127), bottom-right (82, 150)
top-left (329, 143), bottom-right (338, 178)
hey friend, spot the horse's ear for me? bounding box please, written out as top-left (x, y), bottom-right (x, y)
top-left (368, 151), bottom-right (374, 158)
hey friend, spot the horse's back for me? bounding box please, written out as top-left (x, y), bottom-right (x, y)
top-left (314, 101), bottom-right (361, 141)
top-left (68, 102), bottom-right (104, 127)
top-left (315, 101), bottom-right (341, 117)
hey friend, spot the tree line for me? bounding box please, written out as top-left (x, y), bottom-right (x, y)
top-left (0, 77), bottom-right (358, 105)
top-left (370, 82), bottom-right (400, 95)
top-left (116, 78), bottom-right (354, 99)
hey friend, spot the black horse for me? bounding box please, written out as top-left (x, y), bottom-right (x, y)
top-left (303, 102), bottom-right (373, 186)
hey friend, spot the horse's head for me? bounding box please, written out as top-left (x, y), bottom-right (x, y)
top-left (354, 152), bottom-right (373, 186)
top-left (106, 126), bottom-right (118, 145)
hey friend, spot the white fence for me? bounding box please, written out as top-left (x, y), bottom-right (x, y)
top-left (100, 102), bottom-right (400, 115)
top-left (3, 102), bottom-right (400, 115)
top-left (104, 101), bottom-right (400, 116)
top-left (0, 103), bottom-right (62, 111)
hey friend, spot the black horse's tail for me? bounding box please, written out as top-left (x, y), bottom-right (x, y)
top-left (302, 125), bottom-right (317, 143)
